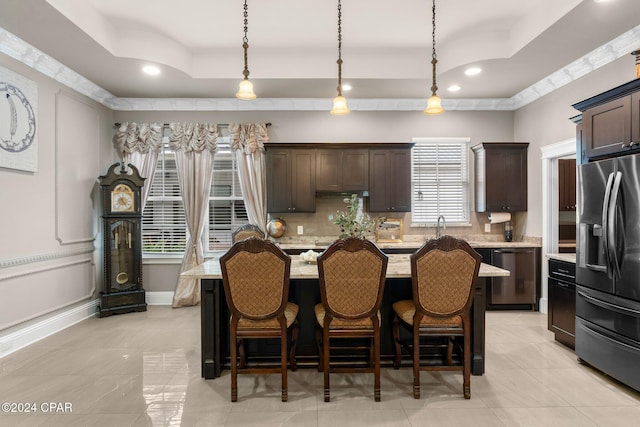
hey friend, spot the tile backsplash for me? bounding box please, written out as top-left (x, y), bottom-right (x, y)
top-left (268, 197), bottom-right (525, 243)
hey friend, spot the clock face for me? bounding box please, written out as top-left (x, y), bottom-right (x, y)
top-left (111, 184), bottom-right (135, 212)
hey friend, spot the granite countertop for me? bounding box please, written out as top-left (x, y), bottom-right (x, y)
top-left (546, 252), bottom-right (576, 264)
top-left (182, 253), bottom-right (510, 279)
top-left (277, 235), bottom-right (541, 251)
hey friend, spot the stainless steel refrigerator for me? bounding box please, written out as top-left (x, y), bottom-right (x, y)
top-left (576, 153), bottom-right (640, 391)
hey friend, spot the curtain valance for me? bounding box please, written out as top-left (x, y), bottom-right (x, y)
top-left (229, 123), bottom-right (269, 154)
top-left (112, 122), bottom-right (163, 157)
top-left (168, 123), bottom-right (218, 153)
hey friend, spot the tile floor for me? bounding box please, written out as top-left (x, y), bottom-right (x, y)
top-left (1, 306), bottom-right (639, 426)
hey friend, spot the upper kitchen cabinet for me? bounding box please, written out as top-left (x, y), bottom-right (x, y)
top-left (558, 158), bottom-right (576, 211)
top-left (368, 148), bottom-right (412, 212)
top-left (472, 142), bottom-right (528, 212)
top-left (316, 149), bottom-right (369, 192)
top-left (572, 79), bottom-right (640, 163)
top-left (266, 148), bottom-right (316, 213)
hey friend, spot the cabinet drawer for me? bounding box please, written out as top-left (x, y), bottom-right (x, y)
top-left (549, 259), bottom-right (575, 282)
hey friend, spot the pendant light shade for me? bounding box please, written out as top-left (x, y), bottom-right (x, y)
top-left (331, 95), bottom-right (350, 115)
top-left (236, 78), bottom-right (256, 100)
top-left (424, 0), bottom-right (444, 115)
top-left (236, 0), bottom-right (256, 100)
top-left (330, 0), bottom-right (350, 115)
top-left (425, 95), bottom-right (443, 114)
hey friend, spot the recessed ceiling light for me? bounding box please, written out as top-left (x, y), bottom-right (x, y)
top-left (464, 67), bottom-right (482, 76)
top-left (448, 85), bottom-right (461, 92)
top-left (142, 65), bottom-right (161, 76)
top-left (342, 83), bottom-right (352, 92)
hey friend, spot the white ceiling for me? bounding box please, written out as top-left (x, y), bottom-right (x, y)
top-left (1, 0), bottom-right (639, 110)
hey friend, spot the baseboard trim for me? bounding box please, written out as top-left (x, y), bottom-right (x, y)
top-left (539, 297), bottom-right (548, 315)
top-left (0, 300), bottom-right (99, 359)
top-left (146, 291), bottom-right (174, 306)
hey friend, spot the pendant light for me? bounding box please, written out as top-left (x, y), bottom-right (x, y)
top-left (330, 0), bottom-right (350, 115)
top-left (424, 0), bottom-right (444, 115)
top-left (236, 0), bottom-right (256, 100)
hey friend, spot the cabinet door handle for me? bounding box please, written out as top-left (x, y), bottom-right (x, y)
top-left (555, 281), bottom-right (570, 288)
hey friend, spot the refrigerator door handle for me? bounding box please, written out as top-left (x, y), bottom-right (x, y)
top-left (607, 171), bottom-right (623, 281)
top-left (601, 172), bottom-right (615, 278)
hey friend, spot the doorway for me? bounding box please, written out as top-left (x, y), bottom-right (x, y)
top-left (540, 139), bottom-right (576, 314)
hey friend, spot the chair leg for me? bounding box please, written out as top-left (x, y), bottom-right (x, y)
top-left (281, 326), bottom-right (288, 402)
top-left (446, 336), bottom-right (454, 366)
top-left (392, 316), bottom-right (402, 369)
top-left (289, 320), bottom-right (299, 371)
top-left (374, 325), bottom-right (381, 402)
top-left (230, 329), bottom-right (238, 402)
top-left (315, 325), bottom-right (323, 372)
top-left (323, 327), bottom-right (331, 402)
top-left (238, 338), bottom-right (246, 369)
top-left (413, 325), bottom-right (421, 399)
top-left (463, 329), bottom-right (471, 399)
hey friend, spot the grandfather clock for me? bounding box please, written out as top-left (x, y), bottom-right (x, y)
top-left (98, 162), bottom-right (147, 317)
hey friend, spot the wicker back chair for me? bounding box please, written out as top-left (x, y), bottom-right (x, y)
top-left (315, 237), bottom-right (388, 402)
top-left (392, 235), bottom-right (481, 399)
top-left (231, 223), bottom-right (265, 243)
top-left (220, 238), bottom-right (299, 402)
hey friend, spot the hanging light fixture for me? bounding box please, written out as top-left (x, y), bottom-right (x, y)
top-left (424, 0), bottom-right (444, 115)
top-left (236, 0), bottom-right (256, 100)
top-left (330, 0), bottom-right (350, 115)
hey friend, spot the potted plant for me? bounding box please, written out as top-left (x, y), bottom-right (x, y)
top-left (331, 194), bottom-right (385, 239)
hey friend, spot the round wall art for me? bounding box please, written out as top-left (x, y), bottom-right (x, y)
top-left (0, 65), bottom-right (38, 172)
top-left (1, 82), bottom-right (36, 153)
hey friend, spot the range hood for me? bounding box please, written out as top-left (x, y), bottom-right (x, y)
top-left (315, 190), bottom-right (369, 198)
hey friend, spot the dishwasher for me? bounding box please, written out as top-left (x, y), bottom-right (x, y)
top-left (490, 248), bottom-right (537, 308)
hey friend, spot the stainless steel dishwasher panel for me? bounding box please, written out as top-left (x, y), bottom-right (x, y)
top-left (490, 249), bottom-right (536, 306)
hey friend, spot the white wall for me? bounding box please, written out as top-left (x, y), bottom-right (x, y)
top-left (0, 53), bottom-right (114, 353)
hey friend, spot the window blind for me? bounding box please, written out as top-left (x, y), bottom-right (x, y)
top-left (143, 146), bottom-right (187, 253)
top-left (411, 138), bottom-right (470, 224)
top-left (142, 136), bottom-right (249, 255)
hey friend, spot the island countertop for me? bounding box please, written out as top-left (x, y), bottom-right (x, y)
top-left (182, 253), bottom-right (510, 279)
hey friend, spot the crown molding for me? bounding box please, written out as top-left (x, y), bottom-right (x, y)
top-left (2, 24), bottom-right (639, 112)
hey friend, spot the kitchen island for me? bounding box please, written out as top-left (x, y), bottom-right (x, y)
top-left (183, 252), bottom-right (509, 380)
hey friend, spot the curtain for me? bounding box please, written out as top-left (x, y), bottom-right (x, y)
top-left (229, 123), bottom-right (270, 234)
top-left (170, 122), bottom-right (218, 307)
top-left (112, 122), bottom-right (163, 211)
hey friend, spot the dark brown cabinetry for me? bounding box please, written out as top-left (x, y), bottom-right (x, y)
top-left (558, 159), bottom-right (576, 211)
top-left (572, 79), bottom-right (640, 163)
top-left (316, 149), bottom-right (369, 192)
top-left (472, 142), bottom-right (528, 212)
top-left (368, 149), bottom-right (411, 212)
top-left (548, 258), bottom-right (576, 349)
top-left (266, 149), bottom-right (316, 213)
top-left (582, 95), bottom-right (632, 160)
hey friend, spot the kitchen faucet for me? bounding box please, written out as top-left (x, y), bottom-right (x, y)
top-left (436, 215), bottom-right (446, 238)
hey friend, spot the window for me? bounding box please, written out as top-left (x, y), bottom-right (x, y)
top-left (411, 137), bottom-right (470, 225)
top-left (142, 135), bottom-right (248, 255)
top-left (208, 141), bottom-right (247, 250)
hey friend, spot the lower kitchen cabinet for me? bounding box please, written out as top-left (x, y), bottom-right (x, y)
top-left (548, 258), bottom-right (576, 349)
